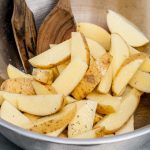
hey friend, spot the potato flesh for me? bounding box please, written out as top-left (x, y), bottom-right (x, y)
top-left (140, 56), bottom-right (150, 72)
top-left (77, 22), bottom-right (111, 50)
top-left (68, 100), bottom-right (97, 137)
top-left (0, 101), bottom-right (31, 128)
top-left (107, 10), bottom-right (149, 47)
top-left (57, 60), bottom-right (70, 73)
top-left (129, 70), bottom-right (150, 93)
top-left (29, 40), bottom-right (70, 68)
top-left (94, 89), bottom-right (141, 133)
top-left (52, 58), bottom-right (88, 96)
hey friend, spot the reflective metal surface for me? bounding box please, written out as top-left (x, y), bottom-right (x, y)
top-left (0, 0), bottom-right (150, 149)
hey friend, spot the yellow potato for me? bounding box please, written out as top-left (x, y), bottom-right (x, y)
top-left (52, 58), bottom-right (88, 96)
top-left (29, 40), bottom-right (70, 69)
top-left (0, 95), bottom-right (4, 106)
top-left (140, 56), bottom-right (150, 72)
top-left (94, 113), bottom-right (103, 125)
top-left (1, 78), bottom-right (35, 95)
top-left (24, 113), bottom-right (40, 122)
top-left (87, 92), bottom-right (121, 114)
top-left (29, 103), bottom-right (76, 134)
top-left (107, 10), bottom-right (149, 47)
top-left (57, 60), bottom-right (70, 74)
top-left (51, 67), bottom-right (59, 79)
top-left (0, 101), bottom-right (31, 128)
top-left (72, 54), bottom-right (112, 100)
top-left (68, 100), bottom-right (97, 137)
top-left (94, 89), bottom-right (141, 133)
top-left (112, 53), bottom-right (146, 95)
top-left (129, 70), bottom-right (150, 93)
top-left (77, 22), bottom-right (111, 50)
top-left (64, 96), bottom-right (77, 105)
top-left (17, 94), bottom-right (63, 116)
top-left (129, 46), bottom-right (139, 55)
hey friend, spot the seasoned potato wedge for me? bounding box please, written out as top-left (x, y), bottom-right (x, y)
top-left (17, 94), bottom-right (63, 116)
top-left (57, 60), bottom-right (70, 74)
top-left (52, 58), bottom-right (88, 96)
top-left (32, 81), bottom-right (52, 95)
top-left (7, 64), bottom-right (32, 79)
top-left (51, 67), bottom-right (59, 79)
top-left (72, 127), bottom-right (104, 139)
top-left (115, 116), bottom-right (134, 135)
top-left (24, 113), bottom-right (40, 122)
top-left (94, 113), bottom-right (103, 125)
top-left (94, 89), bottom-right (141, 133)
top-left (1, 78), bottom-right (35, 95)
top-left (129, 70), bottom-right (150, 93)
top-left (71, 32), bottom-right (90, 65)
top-left (72, 54), bottom-right (112, 100)
top-left (64, 96), bottom-right (77, 105)
top-left (29, 40), bottom-right (70, 69)
top-left (87, 92), bottom-right (121, 114)
top-left (77, 22), bottom-right (111, 50)
top-left (32, 68), bottom-right (54, 84)
top-left (112, 53), bottom-right (146, 95)
top-left (0, 101), bottom-right (31, 128)
top-left (29, 103), bottom-right (76, 134)
top-left (68, 100), bottom-right (97, 137)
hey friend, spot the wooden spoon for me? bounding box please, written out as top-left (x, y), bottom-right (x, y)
top-left (11, 0), bottom-right (37, 72)
top-left (36, 0), bottom-right (76, 54)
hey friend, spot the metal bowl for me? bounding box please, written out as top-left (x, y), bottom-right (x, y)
top-left (0, 0), bottom-right (150, 149)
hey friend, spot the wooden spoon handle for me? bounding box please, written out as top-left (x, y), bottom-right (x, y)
top-left (57, 0), bottom-right (72, 13)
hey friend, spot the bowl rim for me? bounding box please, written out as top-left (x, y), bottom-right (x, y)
top-left (0, 118), bottom-right (150, 145)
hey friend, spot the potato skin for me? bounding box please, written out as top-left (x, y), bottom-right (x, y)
top-left (1, 78), bottom-right (35, 95)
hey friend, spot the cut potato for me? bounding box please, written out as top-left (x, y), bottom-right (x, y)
top-left (68, 100), bottom-right (97, 137)
top-left (24, 113), bottom-right (40, 122)
top-left (94, 113), bottom-right (103, 125)
top-left (52, 58), bottom-right (88, 96)
top-left (0, 101), bottom-right (31, 128)
top-left (112, 53), bottom-right (146, 95)
top-left (94, 89), bottom-right (141, 133)
top-left (77, 22), bottom-right (111, 50)
top-left (104, 134), bottom-right (114, 137)
top-left (64, 96), bottom-right (77, 105)
top-left (72, 54), bottom-right (112, 100)
top-left (57, 60), bottom-right (70, 73)
top-left (107, 10), bottom-right (149, 47)
top-left (87, 38), bottom-right (106, 59)
top-left (32, 81), bottom-right (52, 95)
top-left (71, 32), bottom-right (90, 64)
top-left (17, 94), bottom-right (63, 116)
top-left (29, 40), bottom-right (70, 69)
top-left (32, 68), bottom-right (54, 84)
top-left (140, 56), bottom-right (150, 72)
top-left (115, 116), bottom-right (134, 135)
top-left (110, 34), bottom-right (129, 78)
top-left (129, 70), bottom-right (150, 93)
top-left (29, 103), bottom-right (76, 134)
top-left (1, 78), bottom-right (35, 95)
top-left (59, 130), bottom-right (68, 138)
top-left (49, 44), bottom-right (56, 48)
top-left (51, 67), bottom-right (59, 79)
top-left (129, 46), bottom-right (139, 55)
top-left (97, 62), bottom-right (113, 93)
top-left (87, 92), bottom-right (121, 114)
top-left (0, 95), bottom-right (4, 106)
top-left (7, 64), bottom-right (32, 79)
top-left (47, 126), bottom-right (66, 137)
top-left (72, 127), bottom-right (104, 139)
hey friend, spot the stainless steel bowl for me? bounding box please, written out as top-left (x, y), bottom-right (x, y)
top-left (0, 0), bottom-right (150, 149)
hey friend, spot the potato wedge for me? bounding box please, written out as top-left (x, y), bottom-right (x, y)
top-left (7, 64), bottom-right (32, 79)
top-left (1, 78), bottom-right (35, 95)
top-left (32, 68), bottom-right (54, 84)
top-left (110, 34), bottom-right (129, 78)
top-left (87, 38), bottom-right (106, 59)
top-left (129, 70), bottom-right (150, 93)
top-left (94, 113), bottom-right (103, 125)
top-left (57, 60), bottom-right (70, 73)
top-left (129, 46), bottom-right (139, 55)
top-left (68, 100), bottom-right (97, 137)
top-left (97, 62), bottom-right (113, 94)
top-left (0, 101), bottom-right (31, 128)
top-left (29, 103), bottom-right (76, 134)
top-left (71, 32), bottom-right (90, 64)
top-left (0, 95), bottom-right (4, 106)
top-left (77, 22), bottom-right (111, 50)
top-left (72, 54), bottom-right (112, 100)
top-left (94, 89), bottom-right (141, 133)
top-left (49, 44), bottom-right (56, 48)
top-left (32, 81), bottom-right (52, 95)
top-left (17, 94), bottom-right (63, 116)
top-left (52, 58), bottom-right (88, 96)
top-left (59, 129), bottom-right (68, 138)
top-left (107, 10), bottom-right (149, 47)
top-left (24, 113), bottom-right (40, 122)
top-left (29, 40), bottom-right (70, 69)
top-left (115, 116), bottom-right (134, 135)
top-left (72, 127), bottom-right (104, 139)
top-left (51, 67), bottom-right (59, 79)
top-left (87, 92), bottom-right (121, 114)
top-left (112, 53), bottom-right (146, 95)
top-left (140, 56), bottom-right (150, 72)
top-left (64, 96), bottom-right (77, 105)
